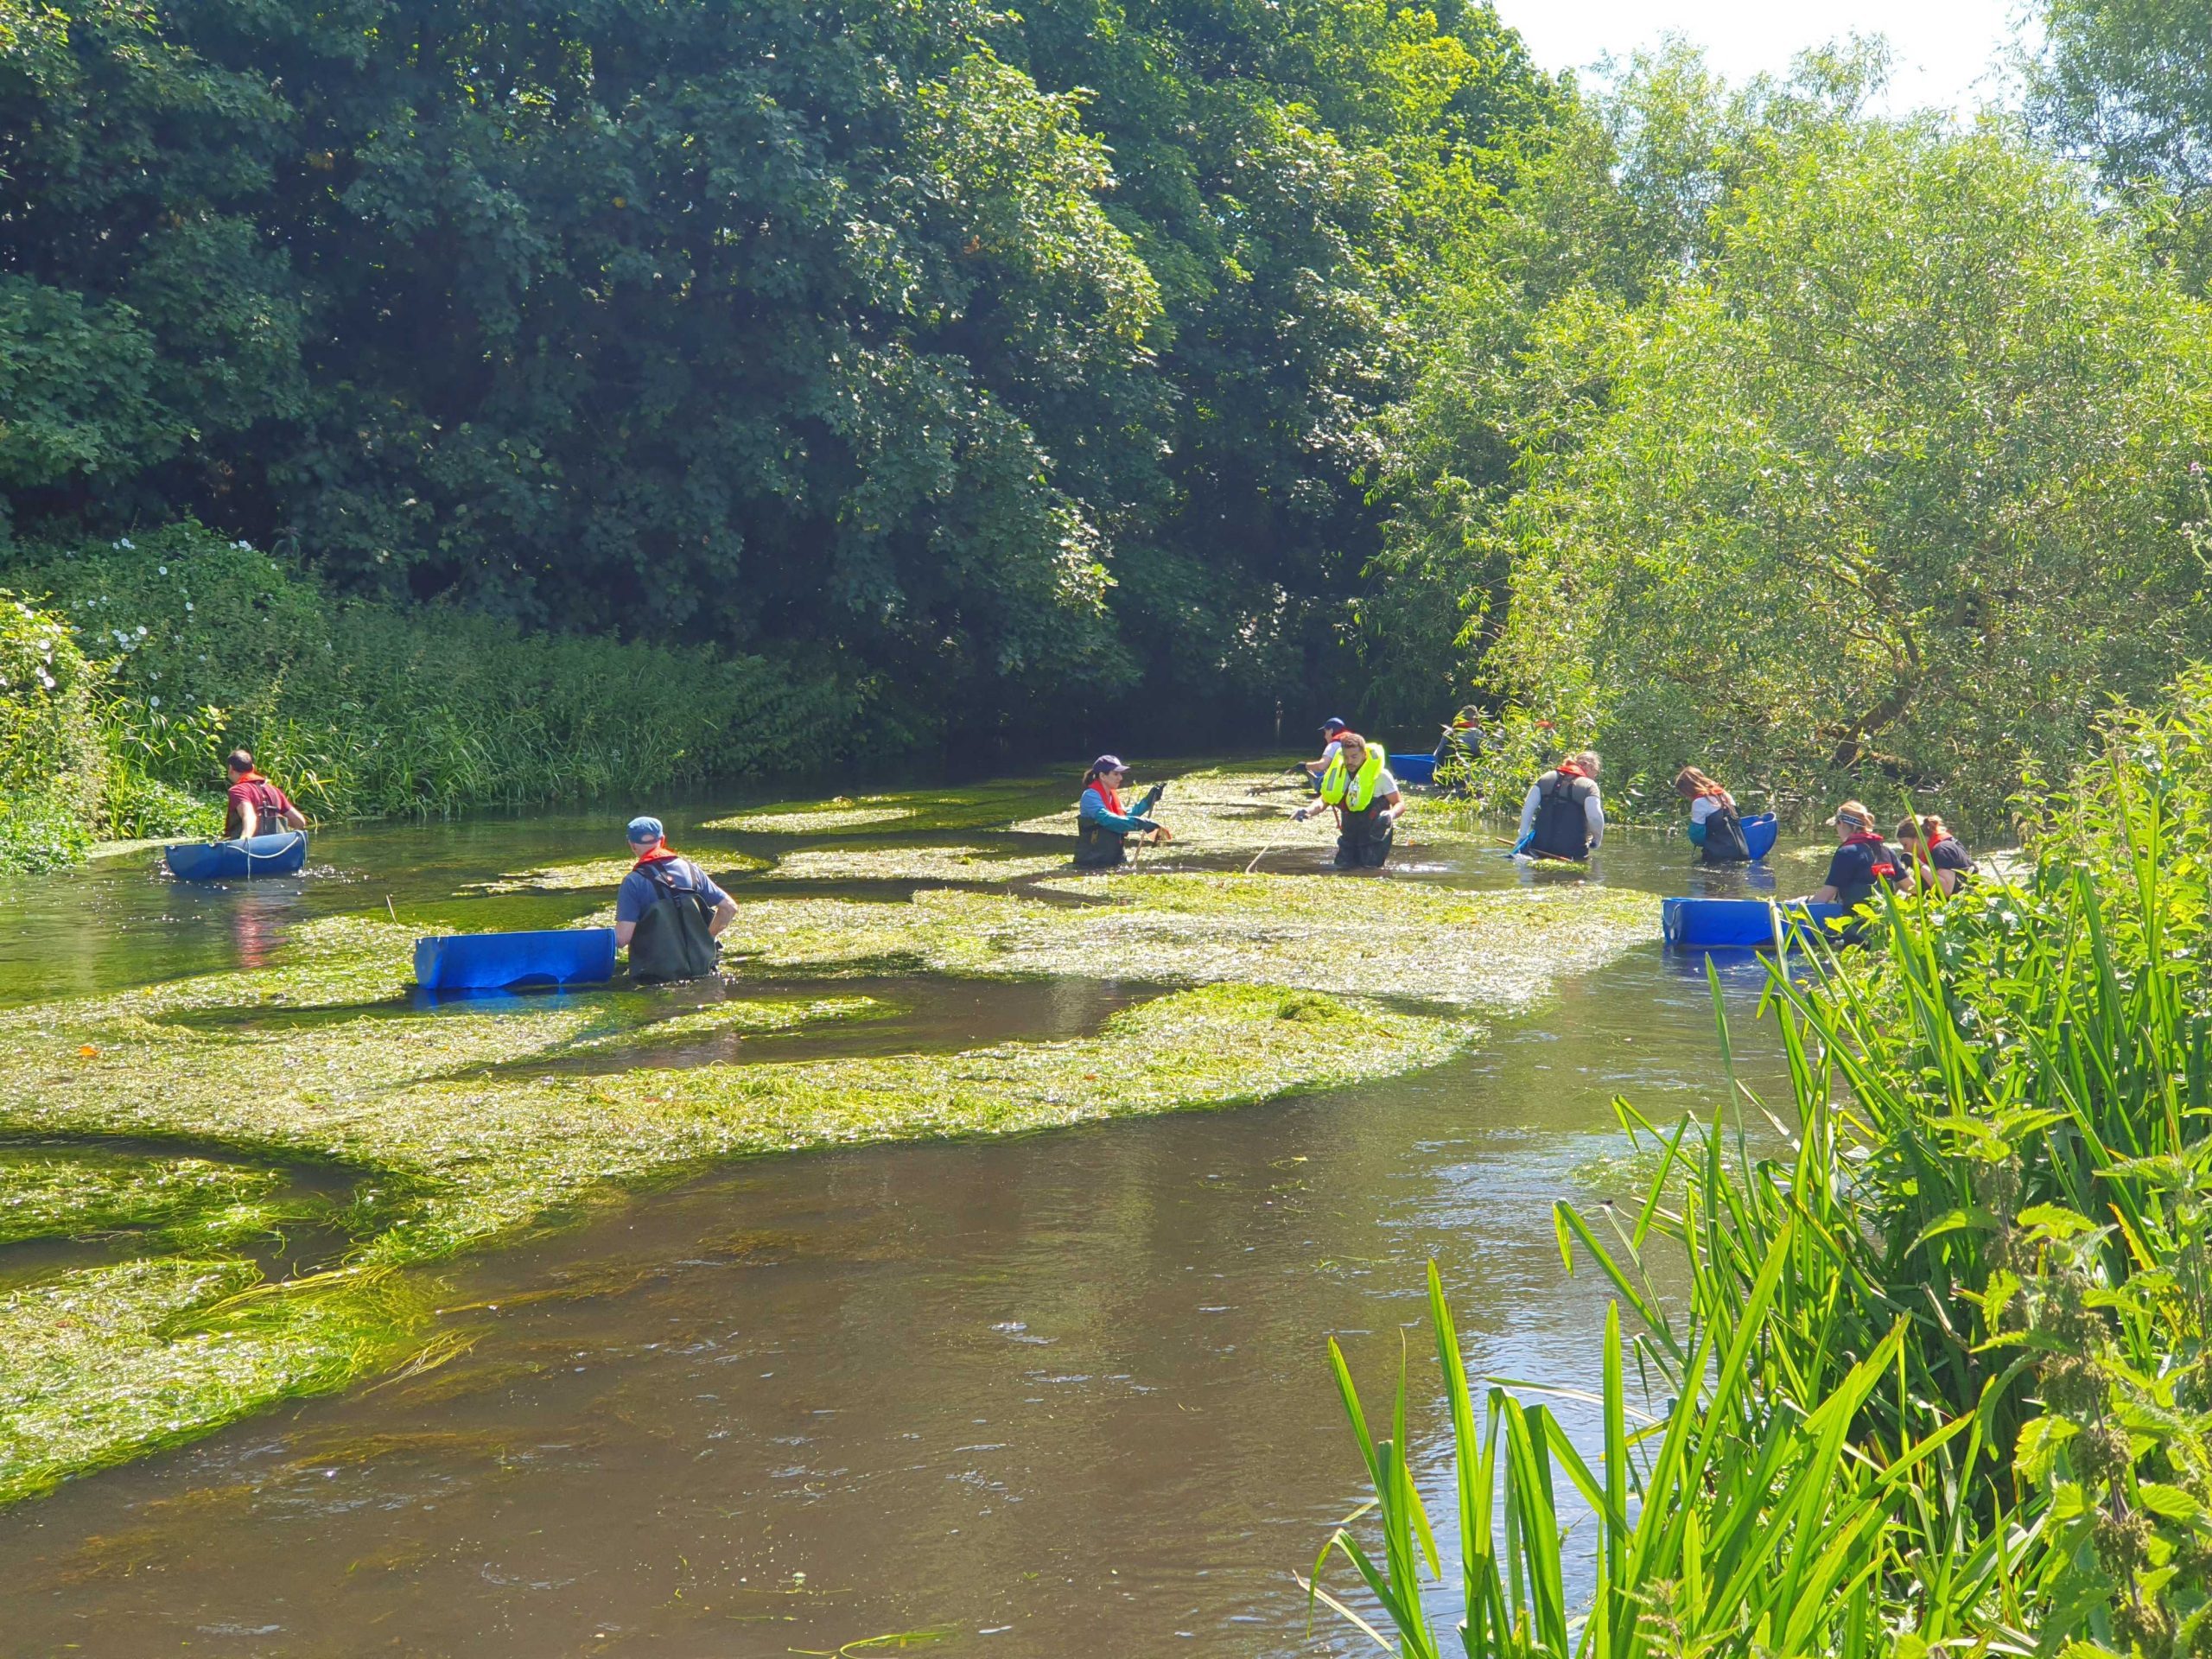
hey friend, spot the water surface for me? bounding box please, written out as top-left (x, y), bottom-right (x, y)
top-left (0, 779), bottom-right (1807, 1656)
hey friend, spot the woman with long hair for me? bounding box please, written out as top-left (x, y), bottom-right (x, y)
top-left (1673, 766), bottom-right (1750, 864)
top-left (1896, 813), bottom-right (1976, 896)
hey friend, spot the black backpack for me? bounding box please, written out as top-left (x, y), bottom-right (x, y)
top-left (628, 857), bottom-right (722, 982)
top-left (1699, 804), bottom-right (1751, 864)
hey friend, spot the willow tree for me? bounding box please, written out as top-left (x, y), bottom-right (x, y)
top-left (1488, 117), bottom-right (2212, 821)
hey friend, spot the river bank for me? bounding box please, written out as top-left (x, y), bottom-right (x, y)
top-left (0, 765), bottom-right (1658, 1506)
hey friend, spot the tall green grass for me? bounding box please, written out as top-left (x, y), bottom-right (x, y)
top-left (0, 522), bottom-right (868, 863)
top-left (1314, 667), bottom-right (2212, 1655)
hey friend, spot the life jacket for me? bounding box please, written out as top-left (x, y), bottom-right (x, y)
top-left (1319, 747), bottom-right (1387, 816)
top-left (627, 855), bottom-right (722, 982)
top-left (1833, 833), bottom-right (1903, 910)
top-left (225, 774), bottom-right (293, 840)
top-left (1529, 767), bottom-right (1595, 861)
top-left (1076, 780), bottom-right (1132, 868)
top-left (1696, 795), bottom-right (1751, 864)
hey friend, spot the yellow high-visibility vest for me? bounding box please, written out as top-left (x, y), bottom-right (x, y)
top-left (1319, 747), bottom-right (1387, 811)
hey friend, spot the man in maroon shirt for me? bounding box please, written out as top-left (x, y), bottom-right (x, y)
top-left (223, 749), bottom-right (307, 840)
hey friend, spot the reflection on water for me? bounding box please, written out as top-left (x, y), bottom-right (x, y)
top-left (0, 782), bottom-right (1808, 1656)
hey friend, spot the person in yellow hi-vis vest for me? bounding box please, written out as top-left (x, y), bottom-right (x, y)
top-left (1291, 730), bottom-right (1404, 868)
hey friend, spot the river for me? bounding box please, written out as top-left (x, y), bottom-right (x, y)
top-left (0, 778), bottom-right (1803, 1656)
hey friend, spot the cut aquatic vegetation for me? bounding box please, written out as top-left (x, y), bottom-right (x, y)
top-left (762, 845), bottom-right (1071, 884)
top-left (0, 916), bottom-right (1475, 1502)
top-left (688, 873), bottom-right (1656, 1010)
top-left (462, 850), bottom-right (770, 894)
top-left (1010, 765), bottom-right (1502, 860)
top-left (704, 777), bottom-right (1066, 836)
top-left (0, 1148), bottom-right (285, 1245)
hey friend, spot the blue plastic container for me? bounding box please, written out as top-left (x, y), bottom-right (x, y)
top-left (1392, 753), bottom-right (1439, 785)
top-left (1742, 812), bottom-right (1779, 861)
top-left (1662, 897), bottom-right (1845, 951)
top-left (413, 928), bottom-right (619, 992)
top-left (165, 831), bottom-right (309, 881)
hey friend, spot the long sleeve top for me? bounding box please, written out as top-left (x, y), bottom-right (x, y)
top-left (1079, 784), bottom-right (1160, 834)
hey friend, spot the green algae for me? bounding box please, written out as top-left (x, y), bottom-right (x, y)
top-left (1007, 765), bottom-right (1501, 859)
top-left (0, 1151), bottom-right (283, 1245)
top-left (0, 1257), bottom-right (430, 1503)
top-left (702, 777), bottom-right (1065, 836)
top-left (462, 850), bottom-right (771, 894)
top-left (765, 845), bottom-right (1070, 885)
top-left (0, 910), bottom-right (1477, 1501)
top-left (699, 873), bottom-right (1659, 1010)
top-left (559, 994), bottom-right (889, 1052)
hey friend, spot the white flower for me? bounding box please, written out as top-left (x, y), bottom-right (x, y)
top-left (183, 603), bottom-right (193, 613)
top-left (149, 696), bottom-right (160, 709)
top-left (136, 625), bottom-right (147, 635)
top-left (119, 537), bottom-right (133, 549)
top-left (157, 565), bottom-right (168, 575)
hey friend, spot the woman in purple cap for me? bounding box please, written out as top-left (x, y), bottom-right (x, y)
top-left (1074, 756), bottom-right (1171, 868)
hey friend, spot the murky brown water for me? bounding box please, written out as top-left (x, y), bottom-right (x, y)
top-left (0, 779), bottom-right (1802, 1656)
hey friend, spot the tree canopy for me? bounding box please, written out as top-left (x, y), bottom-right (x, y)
top-left (0, 0), bottom-right (1565, 735)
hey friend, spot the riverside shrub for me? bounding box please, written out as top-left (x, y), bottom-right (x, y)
top-left (0, 523), bottom-right (863, 850)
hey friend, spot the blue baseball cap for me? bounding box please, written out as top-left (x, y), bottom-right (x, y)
top-left (1320, 717), bottom-right (1347, 735)
top-left (1091, 754), bottom-right (1128, 774)
top-left (626, 815), bottom-right (664, 843)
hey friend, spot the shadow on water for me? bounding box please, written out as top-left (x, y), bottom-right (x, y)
top-left (0, 776), bottom-right (1819, 1657)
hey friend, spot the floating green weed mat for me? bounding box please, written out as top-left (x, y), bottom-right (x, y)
top-left (0, 1150), bottom-right (283, 1245)
top-left (764, 845), bottom-right (1069, 885)
top-left (1010, 765), bottom-right (1501, 859)
top-left (703, 873), bottom-right (1657, 1009)
top-left (702, 777), bottom-right (1065, 836)
top-left (461, 851), bottom-right (770, 894)
top-left (0, 900), bottom-right (1474, 1500)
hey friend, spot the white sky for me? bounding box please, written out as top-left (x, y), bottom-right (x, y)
top-left (1492, 0), bottom-right (2037, 117)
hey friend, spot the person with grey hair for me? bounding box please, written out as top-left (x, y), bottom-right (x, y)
top-left (1517, 750), bottom-right (1605, 861)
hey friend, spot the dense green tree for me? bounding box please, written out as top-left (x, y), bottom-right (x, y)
top-left (0, 0), bottom-right (1567, 739)
top-left (1488, 116), bottom-right (2212, 820)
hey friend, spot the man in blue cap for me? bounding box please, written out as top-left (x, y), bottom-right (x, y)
top-left (1300, 717), bottom-right (1350, 791)
top-left (614, 816), bottom-right (739, 981)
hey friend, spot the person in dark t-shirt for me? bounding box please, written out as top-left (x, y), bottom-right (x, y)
top-left (223, 749), bottom-right (306, 840)
top-left (1808, 800), bottom-right (1903, 910)
top-left (1897, 814), bottom-right (1976, 897)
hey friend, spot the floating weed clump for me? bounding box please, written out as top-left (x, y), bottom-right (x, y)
top-left (764, 845), bottom-right (1069, 885)
top-left (1008, 766), bottom-right (1499, 859)
top-left (0, 1257), bottom-right (430, 1503)
top-left (702, 777), bottom-right (1065, 836)
top-left (707, 874), bottom-right (1657, 1009)
top-left (558, 994), bottom-right (889, 1053)
top-left (0, 904), bottom-right (1474, 1497)
top-left (0, 1150), bottom-right (282, 1244)
top-left (461, 851), bottom-right (769, 894)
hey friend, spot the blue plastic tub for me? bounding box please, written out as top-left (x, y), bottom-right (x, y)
top-left (1392, 753), bottom-right (1438, 785)
top-left (1662, 897), bottom-right (1845, 951)
top-left (165, 831), bottom-right (309, 881)
top-left (413, 928), bottom-right (619, 992)
top-left (1742, 812), bottom-right (1779, 861)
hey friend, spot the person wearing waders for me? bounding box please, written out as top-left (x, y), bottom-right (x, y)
top-left (613, 816), bottom-right (738, 982)
top-left (1517, 750), bottom-right (1605, 861)
top-left (1075, 755), bottom-right (1171, 868)
top-left (1674, 765), bottom-right (1751, 864)
top-left (1294, 731), bottom-right (1403, 869)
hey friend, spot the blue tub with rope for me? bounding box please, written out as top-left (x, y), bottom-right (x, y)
top-left (165, 831), bottom-right (309, 881)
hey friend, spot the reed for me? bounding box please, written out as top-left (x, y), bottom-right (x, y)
top-left (1314, 666), bottom-right (2212, 1656)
